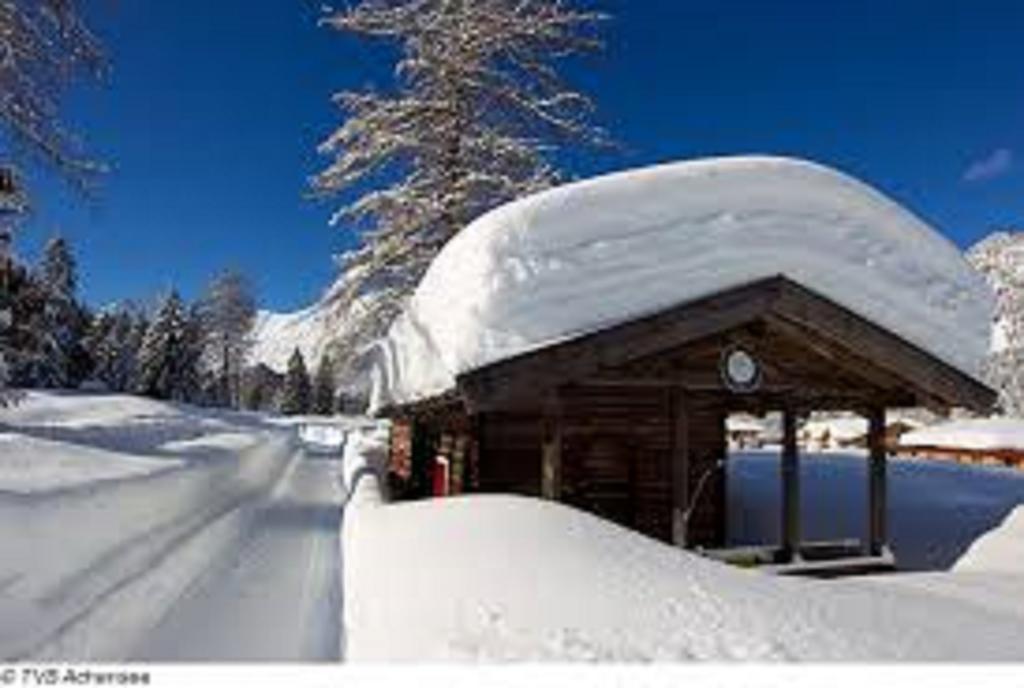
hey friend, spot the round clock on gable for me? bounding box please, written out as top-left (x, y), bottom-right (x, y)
top-left (720, 345), bottom-right (761, 393)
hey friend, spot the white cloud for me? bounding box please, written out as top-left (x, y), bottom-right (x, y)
top-left (963, 148), bottom-right (1014, 183)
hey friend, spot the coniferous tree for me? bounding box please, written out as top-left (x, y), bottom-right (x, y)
top-left (85, 304), bottom-right (146, 393)
top-left (82, 309), bottom-right (114, 385)
top-left (36, 236), bottom-right (90, 387)
top-left (313, 0), bottom-right (607, 374)
top-left (312, 353), bottom-right (336, 416)
top-left (241, 363), bottom-right (284, 412)
top-left (281, 348), bottom-right (312, 416)
top-left (135, 291), bottom-right (202, 402)
top-left (2, 248), bottom-right (48, 387)
top-left (0, 176), bottom-right (28, 403)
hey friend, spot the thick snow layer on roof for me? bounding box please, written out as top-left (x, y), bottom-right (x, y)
top-left (900, 417), bottom-right (1024, 451)
top-left (371, 156), bottom-right (993, 409)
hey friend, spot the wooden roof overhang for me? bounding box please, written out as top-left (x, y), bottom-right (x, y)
top-left (450, 276), bottom-right (996, 416)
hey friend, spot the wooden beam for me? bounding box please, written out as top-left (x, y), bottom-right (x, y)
top-left (458, 278), bottom-right (784, 412)
top-left (669, 388), bottom-right (690, 546)
top-left (540, 396), bottom-right (563, 500)
top-left (781, 407), bottom-right (801, 562)
top-left (867, 406), bottom-right (888, 556)
top-left (773, 281), bottom-right (995, 413)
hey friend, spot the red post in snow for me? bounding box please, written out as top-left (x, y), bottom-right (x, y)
top-left (433, 456), bottom-right (450, 497)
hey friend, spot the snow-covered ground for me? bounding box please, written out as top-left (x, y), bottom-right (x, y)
top-left (342, 434), bottom-right (1024, 661)
top-left (0, 391), bottom-right (348, 662)
top-left (9, 391), bottom-right (1024, 662)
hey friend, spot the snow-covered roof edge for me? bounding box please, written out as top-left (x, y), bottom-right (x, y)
top-left (370, 155), bottom-right (995, 411)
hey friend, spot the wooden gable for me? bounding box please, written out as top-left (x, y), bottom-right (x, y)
top-left (456, 276), bottom-right (995, 415)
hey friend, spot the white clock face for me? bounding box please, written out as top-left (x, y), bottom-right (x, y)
top-left (722, 347), bottom-right (760, 392)
top-left (727, 350), bottom-right (756, 384)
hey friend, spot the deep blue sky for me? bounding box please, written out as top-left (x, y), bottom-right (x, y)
top-left (16, 1), bottom-right (1024, 311)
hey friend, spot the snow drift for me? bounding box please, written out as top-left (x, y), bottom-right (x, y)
top-left (344, 495), bottom-right (1024, 661)
top-left (954, 506), bottom-right (1024, 574)
top-left (340, 430), bottom-right (1024, 662)
top-left (370, 156), bottom-right (993, 409)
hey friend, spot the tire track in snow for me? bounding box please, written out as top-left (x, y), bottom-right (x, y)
top-left (129, 451), bottom-right (344, 662)
top-left (3, 437), bottom-right (301, 661)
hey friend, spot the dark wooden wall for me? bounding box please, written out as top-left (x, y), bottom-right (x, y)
top-left (681, 404), bottom-right (727, 547)
top-left (558, 386), bottom-right (674, 542)
top-left (477, 413), bottom-right (543, 496)
top-left (470, 386), bottom-right (727, 548)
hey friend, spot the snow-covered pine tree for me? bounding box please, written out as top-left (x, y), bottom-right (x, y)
top-left (83, 309), bottom-right (114, 386)
top-left (0, 186), bottom-right (21, 405)
top-left (241, 363), bottom-right (283, 412)
top-left (1, 245), bottom-right (49, 388)
top-left (135, 291), bottom-right (202, 402)
top-left (36, 236), bottom-right (90, 388)
top-left (0, 0), bottom-right (105, 190)
top-left (312, 353), bottom-right (336, 416)
top-left (85, 304), bottom-right (145, 393)
top-left (313, 0), bottom-right (607, 376)
top-left (281, 348), bottom-right (312, 416)
top-left (196, 269), bottom-right (256, 408)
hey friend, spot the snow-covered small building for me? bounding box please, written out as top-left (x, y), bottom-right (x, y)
top-left (899, 418), bottom-right (1024, 469)
top-left (726, 415), bottom-right (766, 449)
top-left (370, 156), bottom-right (996, 565)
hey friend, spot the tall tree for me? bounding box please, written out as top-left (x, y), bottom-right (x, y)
top-left (281, 348), bottom-right (312, 416)
top-left (84, 303), bottom-right (145, 392)
top-left (36, 236), bottom-right (89, 387)
top-left (0, 0), bottom-right (105, 189)
top-left (968, 231), bottom-right (1024, 415)
top-left (135, 291), bottom-right (202, 402)
top-left (312, 0), bottom-right (607, 371)
top-left (312, 352), bottom-right (336, 415)
top-left (197, 269), bottom-right (257, 408)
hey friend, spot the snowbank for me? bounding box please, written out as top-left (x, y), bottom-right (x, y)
top-left (0, 433), bottom-right (184, 493)
top-left (0, 392), bottom-right (303, 660)
top-left (371, 156), bottom-right (993, 409)
top-left (900, 417), bottom-right (1024, 451)
top-left (343, 493), bottom-right (1024, 661)
top-left (337, 436), bottom-right (1024, 660)
top-left (0, 391), bottom-right (282, 493)
top-left (954, 506), bottom-right (1024, 573)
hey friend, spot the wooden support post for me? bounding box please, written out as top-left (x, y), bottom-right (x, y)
top-left (781, 407), bottom-right (801, 562)
top-left (541, 397), bottom-right (563, 500)
top-left (467, 415), bottom-right (482, 492)
top-left (867, 406), bottom-right (888, 556)
top-left (670, 389), bottom-right (690, 547)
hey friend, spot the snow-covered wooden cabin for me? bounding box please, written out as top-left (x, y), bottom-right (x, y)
top-left (370, 156), bottom-right (996, 566)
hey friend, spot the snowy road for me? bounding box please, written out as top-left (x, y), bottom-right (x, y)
top-left (0, 420), bottom-right (346, 663)
top-left (131, 450), bottom-right (344, 661)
